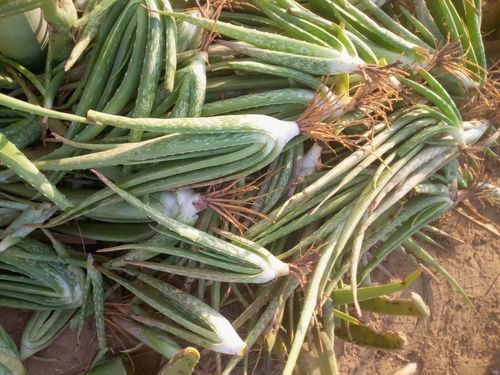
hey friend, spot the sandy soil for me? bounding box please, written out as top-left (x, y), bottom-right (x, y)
top-left (336, 223), bottom-right (499, 375)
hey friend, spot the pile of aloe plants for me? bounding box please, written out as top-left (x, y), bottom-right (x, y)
top-left (0, 0), bottom-right (498, 374)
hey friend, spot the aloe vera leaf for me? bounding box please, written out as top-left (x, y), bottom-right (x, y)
top-left (331, 269), bottom-right (421, 305)
top-left (403, 238), bottom-right (471, 304)
top-left (55, 222), bottom-right (155, 243)
top-left (0, 322), bottom-right (24, 374)
top-left (360, 199), bottom-right (452, 281)
top-left (87, 357), bottom-right (128, 375)
top-left (92, 170), bottom-right (288, 283)
top-left (222, 278), bottom-right (298, 375)
top-left (333, 309), bottom-right (362, 325)
top-left (101, 269), bottom-right (245, 354)
top-left (413, 230), bottom-right (446, 250)
top-left (335, 323), bottom-right (406, 350)
top-left (0, 203), bottom-right (57, 252)
top-left (158, 347), bottom-right (200, 375)
top-left (112, 314), bottom-right (181, 359)
top-left (0, 0), bottom-right (48, 18)
top-left (65, 0), bottom-right (125, 71)
top-left (297, 331), bottom-right (337, 375)
top-left (0, 134), bottom-right (73, 209)
top-left (0, 208), bottom-right (19, 226)
top-left (87, 255), bottom-right (107, 356)
top-left (76, 260), bottom-right (93, 341)
top-left (359, 292), bottom-right (430, 318)
top-left (40, 0), bottom-right (78, 61)
top-left (20, 309), bottom-right (76, 360)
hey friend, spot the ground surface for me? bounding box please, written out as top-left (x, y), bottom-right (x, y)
top-left (336, 220), bottom-right (499, 375)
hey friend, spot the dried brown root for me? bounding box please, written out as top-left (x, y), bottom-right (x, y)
top-left (102, 305), bottom-right (150, 370)
top-left (296, 81), bottom-right (400, 181)
top-left (296, 80), bottom-right (370, 149)
top-left (456, 148), bottom-right (500, 206)
top-left (211, 0), bottom-right (257, 12)
top-left (460, 63), bottom-right (500, 124)
top-left (298, 78), bottom-right (345, 123)
top-left (472, 183), bottom-right (500, 209)
top-left (56, 87), bottom-right (73, 107)
top-left (425, 40), bottom-right (488, 88)
top-left (196, 0), bottom-right (230, 52)
top-left (298, 64), bottom-right (406, 149)
top-left (357, 63), bottom-right (407, 101)
top-left (203, 172), bottom-right (279, 234)
top-left (352, 62), bottom-right (408, 122)
top-left (455, 203), bottom-right (500, 237)
top-left (449, 147), bottom-right (500, 236)
top-left (451, 164), bottom-right (499, 236)
top-left (288, 249), bottom-right (320, 290)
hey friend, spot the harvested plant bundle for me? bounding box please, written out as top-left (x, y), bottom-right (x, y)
top-left (0, 0), bottom-right (497, 373)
